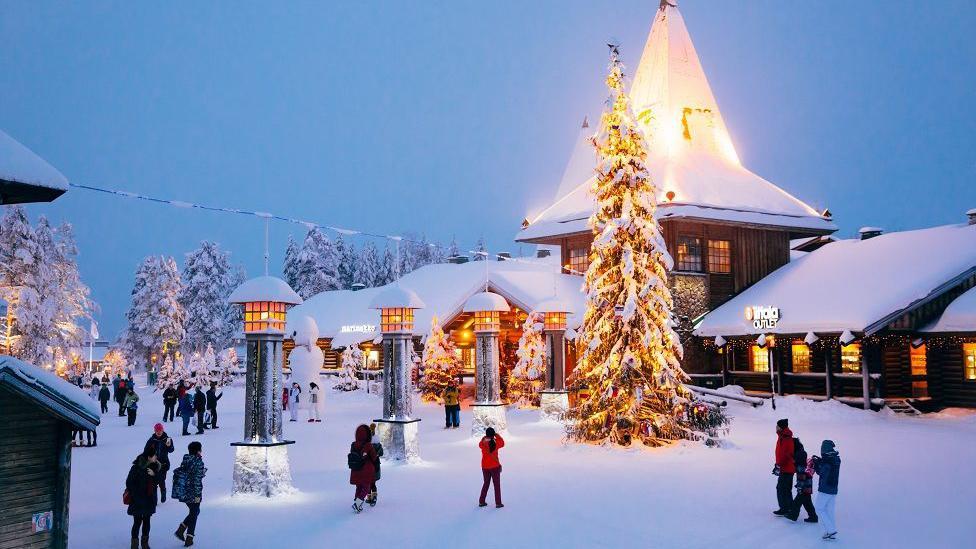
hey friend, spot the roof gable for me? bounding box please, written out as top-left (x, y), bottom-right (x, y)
top-left (0, 356), bottom-right (100, 430)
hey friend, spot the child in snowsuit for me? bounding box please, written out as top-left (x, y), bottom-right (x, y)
top-left (288, 383), bottom-right (301, 422)
top-left (307, 382), bottom-right (323, 422)
top-left (124, 388), bottom-right (140, 426)
top-left (478, 427), bottom-right (505, 508)
top-left (787, 438), bottom-right (818, 522)
top-left (349, 424), bottom-right (378, 513)
top-left (812, 440), bottom-right (841, 540)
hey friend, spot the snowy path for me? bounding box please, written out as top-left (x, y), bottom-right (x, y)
top-left (69, 382), bottom-right (975, 548)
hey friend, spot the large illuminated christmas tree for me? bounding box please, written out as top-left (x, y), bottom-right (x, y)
top-left (420, 316), bottom-right (459, 403)
top-left (567, 44), bottom-right (726, 447)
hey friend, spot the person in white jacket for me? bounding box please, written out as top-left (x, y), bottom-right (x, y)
top-left (288, 382), bottom-right (302, 422)
top-left (307, 382), bottom-right (323, 422)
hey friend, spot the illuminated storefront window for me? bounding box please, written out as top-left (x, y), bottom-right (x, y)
top-left (791, 343), bottom-right (811, 373)
top-left (840, 343), bottom-right (861, 374)
top-left (749, 345), bottom-right (769, 373)
top-left (964, 343), bottom-right (976, 381)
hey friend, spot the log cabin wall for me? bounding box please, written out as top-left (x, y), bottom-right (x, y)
top-left (927, 338), bottom-right (976, 407)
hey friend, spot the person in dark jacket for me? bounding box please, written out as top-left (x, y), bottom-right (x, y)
top-left (366, 423), bottom-right (384, 507)
top-left (98, 382), bottom-right (111, 414)
top-left (177, 393), bottom-right (195, 436)
top-left (162, 384), bottom-right (178, 423)
top-left (812, 440), bottom-right (841, 540)
top-left (205, 382), bottom-right (222, 429)
top-left (772, 418), bottom-right (795, 516)
top-left (192, 387), bottom-right (206, 435)
top-left (177, 380), bottom-right (188, 400)
top-left (124, 387), bottom-right (140, 427)
top-left (145, 423), bottom-right (176, 502)
top-left (113, 374), bottom-right (126, 416)
top-left (349, 424), bottom-right (378, 513)
top-left (174, 441), bottom-right (206, 547)
top-left (478, 427), bottom-right (505, 508)
top-left (786, 438), bottom-right (818, 523)
top-left (126, 445), bottom-right (160, 549)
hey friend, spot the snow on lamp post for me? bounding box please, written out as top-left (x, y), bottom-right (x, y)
top-left (369, 285), bottom-right (425, 462)
top-left (227, 275), bottom-right (302, 497)
top-left (535, 297), bottom-right (570, 421)
top-left (464, 291), bottom-right (510, 435)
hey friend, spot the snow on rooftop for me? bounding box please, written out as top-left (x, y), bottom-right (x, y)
top-left (922, 286), bottom-right (976, 333)
top-left (0, 129), bottom-right (69, 190)
top-left (368, 285), bottom-right (426, 309)
top-left (0, 355), bottom-right (101, 421)
top-left (289, 260), bottom-right (585, 340)
top-left (518, 3), bottom-right (832, 242)
top-left (228, 276), bottom-right (302, 305)
top-left (463, 291), bottom-right (510, 313)
top-left (695, 223), bottom-right (976, 337)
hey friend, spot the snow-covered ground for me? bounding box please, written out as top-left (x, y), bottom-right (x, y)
top-left (70, 379), bottom-right (976, 548)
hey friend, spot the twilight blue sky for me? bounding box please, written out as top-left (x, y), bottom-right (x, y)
top-left (2, 1), bottom-right (974, 337)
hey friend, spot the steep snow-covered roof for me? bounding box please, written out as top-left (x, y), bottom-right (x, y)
top-left (518, 3), bottom-right (833, 242)
top-left (922, 286), bottom-right (976, 333)
top-left (228, 276), bottom-right (302, 305)
top-left (0, 356), bottom-right (100, 430)
top-left (0, 129), bottom-right (69, 205)
top-left (289, 260), bottom-right (586, 342)
top-left (695, 223), bottom-right (976, 337)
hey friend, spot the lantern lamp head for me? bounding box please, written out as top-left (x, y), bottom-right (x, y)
top-left (463, 291), bottom-right (510, 332)
top-left (228, 276), bottom-right (302, 335)
top-left (534, 297), bottom-right (570, 331)
top-left (369, 285), bottom-right (425, 333)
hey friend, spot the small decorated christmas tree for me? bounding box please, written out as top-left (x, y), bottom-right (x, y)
top-left (334, 346), bottom-right (362, 391)
top-left (215, 347), bottom-right (238, 387)
top-left (103, 349), bottom-right (129, 377)
top-left (420, 316), bottom-right (459, 403)
top-left (566, 45), bottom-right (728, 447)
top-left (508, 312), bottom-right (546, 407)
top-left (173, 355), bottom-right (192, 388)
top-left (191, 349), bottom-right (214, 388)
top-left (156, 355), bottom-right (176, 390)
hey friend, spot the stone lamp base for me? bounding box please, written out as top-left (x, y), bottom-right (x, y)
top-left (373, 418), bottom-right (421, 463)
top-left (231, 440), bottom-right (295, 498)
top-left (471, 402), bottom-right (508, 436)
top-left (539, 390), bottom-right (570, 422)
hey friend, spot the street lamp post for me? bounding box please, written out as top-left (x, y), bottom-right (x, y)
top-left (535, 297), bottom-right (570, 421)
top-left (464, 291), bottom-right (510, 436)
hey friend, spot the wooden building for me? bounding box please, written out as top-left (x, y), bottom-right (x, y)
top-left (0, 356), bottom-right (100, 549)
top-left (516, 1), bottom-right (834, 374)
top-left (694, 220), bottom-right (976, 410)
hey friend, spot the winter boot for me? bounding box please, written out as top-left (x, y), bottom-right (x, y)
top-left (184, 534), bottom-right (194, 547)
top-left (805, 516), bottom-right (819, 523)
top-left (174, 523), bottom-right (187, 542)
top-left (367, 490), bottom-right (377, 507)
top-left (352, 498), bottom-right (365, 513)
top-left (130, 537), bottom-right (138, 549)
top-left (140, 535), bottom-right (150, 549)
top-left (160, 487), bottom-right (166, 503)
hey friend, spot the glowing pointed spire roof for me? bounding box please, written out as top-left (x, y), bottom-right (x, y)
top-left (518, 2), bottom-right (835, 243)
top-left (552, 117), bottom-right (595, 202)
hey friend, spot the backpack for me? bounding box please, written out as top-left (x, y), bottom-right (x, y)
top-left (793, 437), bottom-right (806, 468)
top-left (347, 448), bottom-right (366, 471)
top-left (170, 465), bottom-right (187, 502)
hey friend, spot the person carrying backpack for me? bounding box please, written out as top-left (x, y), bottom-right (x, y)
top-left (348, 424), bottom-right (378, 513)
top-left (812, 440), bottom-right (842, 541)
top-left (172, 441), bottom-right (206, 547)
top-left (786, 437), bottom-right (818, 523)
top-left (478, 427), bottom-right (505, 508)
top-left (124, 387), bottom-right (140, 427)
top-left (125, 445), bottom-right (160, 549)
top-left (772, 418), bottom-right (795, 516)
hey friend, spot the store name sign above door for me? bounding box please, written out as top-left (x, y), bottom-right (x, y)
top-left (340, 324), bottom-right (376, 333)
top-left (745, 305), bottom-right (780, 330)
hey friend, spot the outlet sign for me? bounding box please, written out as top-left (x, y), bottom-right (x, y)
top-left (340, 324), bottom-right (376, 334)
top-left (745, 305), bottom-right (780, 330)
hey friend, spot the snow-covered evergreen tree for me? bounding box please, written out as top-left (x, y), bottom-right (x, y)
top-left (335, 235), bottom-right (358, 290)
top-left (173, 355), bottom-right (192, 387)
top-left (103, 349), bottom-right (129, 377)
top-left (356, 241), bottom-right (381, 287)
top-left (508, 312), bottom-right (546, 407)
top-left (199, 343), bottom-right (217, 386)
top-left (52, 222), bottom-right (95, 352)
top-left (420, 316), bottom-right (459, 402)
top-left (282, 235), bottom-right (302, 291)
top-left (224, 264), bottom-right (246, 340)
top-left (156, 355), bottom-right (176, 390)
top-left (14, 218), bottom-right (63, 367)
top-left (447, 236), bottom-right (460, 260)
top-left (472, 236), bottom-right (487, 261)
top-left (334, 346), bottom-right (362, 391)
top-left (294, 227), bottom-right (340, 299)
top-left (180, 241), bottom-right (237, 353)
top-left (567, 46), bottom-right (726, 447)
top-left (122, 256), bottom-right (185, 369)
top-left (377, 245), bottom-right (397, 286)
top-left (216, 347), bottom-right (238, 386)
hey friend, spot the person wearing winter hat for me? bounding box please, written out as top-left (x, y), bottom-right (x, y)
top-left (348, 424), bottom-right (378, 513)
top-left (145, 423), bottom-right (175, 502)
top-left (772, 418), bottom-right (795, 516)
top-left (812, 440), bottom-right (841, 540)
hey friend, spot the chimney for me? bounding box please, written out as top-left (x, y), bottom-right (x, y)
top-left (448, 255), bottom-right (469, 264)
top-left (496, 252), bottom-right (511, 261)
top-left (536, 249), bottom-right (551, 259)
top-left (968, 208), bottom-right (976, 226)
top-left (858, 227), bottom-right (884, 241)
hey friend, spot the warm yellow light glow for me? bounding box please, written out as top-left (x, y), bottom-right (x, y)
top-left (473, 311), bottom-right (500, 332)
top-left (243, 301), bottom-right (287, 333)
top-left (380, 307), bottom-right (414, 333)
top-left (749, 345), bottom-right (769, 373)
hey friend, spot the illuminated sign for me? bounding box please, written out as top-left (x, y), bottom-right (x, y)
top-left (340, 324), bottom-right (376, 334)
top-left (745, 306), bottom-right (780, 330)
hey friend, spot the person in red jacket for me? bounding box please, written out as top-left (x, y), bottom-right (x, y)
top-left (478, 427), bottom-right (505, 508)
top-left (773, 418), bottom-right (796, 516)
top-left (349, 424), bottom-right (378, 513)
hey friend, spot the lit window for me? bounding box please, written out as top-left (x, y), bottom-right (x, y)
top-left (910, 344), bottom-right (927, 376)
top-left (791, 343), bottom-right (811, 373)
top-left (964, 343), bottom-right (976, 381)
top-left (243, 301), bottom-right (286, 333)
top-left (544, 312), bottom-right (567, 331)
top-left (841, 343), bottom-right (861, 374)
top-left (473, 311), bottom-right (500, 332)
top-left (380, 308), bottom-right (414, 332)
top-left (568, 247), bottom-right (589, 274)
top-left (676, 236), bottom-right (702, 272)
top-left (749, 345), bottom-right (769, 373)
top-left (707, 240), bottom-right (732, 274)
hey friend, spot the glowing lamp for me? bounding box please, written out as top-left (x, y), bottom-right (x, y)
top-left (228, 276), bottom-right (302, 334)
top-left (463, 292), bottom-right (510, 332)
top-left (368, 286), bottom-right (426, 334)
top-left (535, 297), bottom-right (570, 331)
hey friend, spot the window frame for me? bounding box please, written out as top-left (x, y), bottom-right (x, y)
top-left (568, 246), bottom-right (589, 275)
top-left (749, 345), bottom-right (770, 373)
top-left (707, 239), bottom-right (732, 274)
top-left (840, 343), bottom-right (861, 374)
top-left (964, 343), bottom-right (976, 381)
top-left (791, 342), bottom-right (811, 374)
top-left (676, 235), bottom-right (703, 273)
